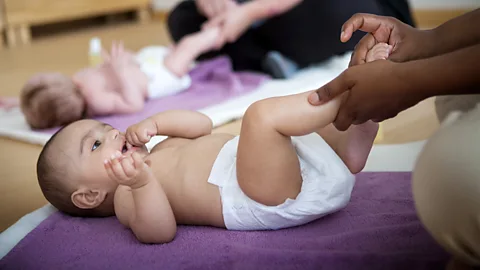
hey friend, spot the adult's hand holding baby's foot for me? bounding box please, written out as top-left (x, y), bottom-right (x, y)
top-left (308, 60), bottom-right (422, 131)
top-left (202, 3), bottom-right (254, 46)
top-left (126, 118), bottom-right (158, 146)
top-left (104, 151), bottom-right (152, 189)
top-left (341, 13), bottom-right (436, 67)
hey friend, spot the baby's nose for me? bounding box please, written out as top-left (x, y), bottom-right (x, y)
top-left (108, 129), bottom-right (120, 140)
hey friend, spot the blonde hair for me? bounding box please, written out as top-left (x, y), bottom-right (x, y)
top-left (20, 73), bottom-right (86, 129)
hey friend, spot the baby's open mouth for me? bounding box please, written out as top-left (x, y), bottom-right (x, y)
top-left (122, 143), bottom-right (128, 154)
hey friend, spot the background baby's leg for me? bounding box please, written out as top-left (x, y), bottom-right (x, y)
top-left (164, 28), bottom-right (220, 77)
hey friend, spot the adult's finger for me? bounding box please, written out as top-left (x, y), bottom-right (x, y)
top-left (202, 14), bottom-right (224, 29)
top-left (341, 13), bottom-right (390, 43)
top-left (349, 33), bottom-right (377, 67)
top-left (333, 107), bottom-right (355, 132)
top-left (308, 71), bottom-right (353, 106)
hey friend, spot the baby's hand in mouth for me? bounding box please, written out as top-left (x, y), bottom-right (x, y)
top-left (126, 118), bottom-right (157, 146)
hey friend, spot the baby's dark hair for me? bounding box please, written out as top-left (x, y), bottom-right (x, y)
top-left (37, 124), bottom-right (113, 217)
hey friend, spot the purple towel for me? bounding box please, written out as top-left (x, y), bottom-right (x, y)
top-left (41, 56), bottom-right (269, 134)
top-left (0, 172), bottom-right (449, 270)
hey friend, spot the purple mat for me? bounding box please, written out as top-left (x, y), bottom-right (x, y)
top-left (1, 172), bottom-right (449, 270)
top-left (41, 56), bottom-right (269, 134)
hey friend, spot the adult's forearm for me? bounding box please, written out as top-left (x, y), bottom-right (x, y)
top-left (245, 0), bottom-right (302, 21)
top-left (429, 8), bottom-right (480, 57)
top-left (400, 43), bottom-right (480, 100)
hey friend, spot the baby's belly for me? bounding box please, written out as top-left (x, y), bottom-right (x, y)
top-left (164, 134), bottom-right (235, 227)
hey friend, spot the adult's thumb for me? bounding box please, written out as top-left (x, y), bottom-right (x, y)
top-left (308, 73), bottom-right (350, 106)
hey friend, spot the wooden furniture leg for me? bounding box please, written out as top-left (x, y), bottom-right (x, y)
top-left (136, 7), bottom-right (150, 24)
top-left (19, 24), bottom-right (31, 45)
top-left (0, 31), bottom-right (4, 50)
top-left (6, 26), bottom-right (16, 48)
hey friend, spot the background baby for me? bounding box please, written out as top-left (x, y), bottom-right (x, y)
top-left (14, 27), bottom-right (220, 129)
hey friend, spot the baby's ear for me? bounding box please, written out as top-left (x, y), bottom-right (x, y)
top-left (71, 188), bottom-right (107, 209)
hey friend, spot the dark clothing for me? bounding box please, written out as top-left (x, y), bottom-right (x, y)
top-left (168, 0), bottom-right (415, 72)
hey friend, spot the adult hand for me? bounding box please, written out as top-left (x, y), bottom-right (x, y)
top-left (341, 13), bottom-right (436, 67)
top-left (196, 0), bottom-right (237, 19)
top-left (308, 60), bottom-right (423, 131)
top-left (202, 4), bottom-right (254, 47)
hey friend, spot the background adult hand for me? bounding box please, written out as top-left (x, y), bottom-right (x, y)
top-left (196, 0), bottom-right (237, 19)
top-left (202, 4), bottom-right (254, 47)
top-left (308, 60), bottom-right (423, 131)
top-left (341, 13), bottom-right (436, 67)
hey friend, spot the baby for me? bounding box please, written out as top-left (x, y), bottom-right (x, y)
top-left (35, 43), bottom-right (390, 243)
top-left (15, 28), bottom-right (220, 129)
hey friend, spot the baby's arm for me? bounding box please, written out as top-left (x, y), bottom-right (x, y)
top-left (85, 90), bottom-right (142, 115)
top-left (126, 110), bottom-right (213, 145)
top-left (109, 152), bottom-right (176, 244)
top-left (105, 42), bottom-right (145, 112)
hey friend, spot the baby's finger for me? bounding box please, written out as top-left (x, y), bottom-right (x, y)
top-left (132, 152), bottom-right (147, 170)
top-left (119, 41), bottom-right (124, 54)
top-left (104, 160), bottom-right (117, 181)
top-left (110, 152), bottom-right (129, 182)
top-left (111, 41), bottom-right (117, 58)
top-left (121, 156), bottom-right (136, 178)
top-left (132, 131), bottom-right (142, 145)
top-left (136, 130), bottom-right (150, 144)
top-left (101, 49), bottom-right (111, 61)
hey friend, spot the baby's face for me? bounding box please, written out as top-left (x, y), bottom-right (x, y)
top-left (55, 120), bottom-right (148, 190)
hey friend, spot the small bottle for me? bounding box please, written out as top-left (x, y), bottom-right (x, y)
top-left (89, 37), bottom-right (102, 67)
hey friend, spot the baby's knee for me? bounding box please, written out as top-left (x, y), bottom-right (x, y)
top-left (243, 99), bottom-right (277, 128)
top-left (413, 112), bottom-right (480, 266)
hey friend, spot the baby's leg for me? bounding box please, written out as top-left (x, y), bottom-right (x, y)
top-left (237, 92), bottom-right (378, 206)
top-left (164, 28), bottom-right (220, 77)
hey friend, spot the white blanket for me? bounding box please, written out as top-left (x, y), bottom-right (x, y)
top-left (0, 53), bottom-right (427, 259)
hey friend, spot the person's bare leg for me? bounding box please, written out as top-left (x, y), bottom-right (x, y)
top-left (315, 122), bottom-right (378, 174)
top-left (237, 91), bottom-right (378, 206)
top-left (163, 27), bottom-right (220, 77)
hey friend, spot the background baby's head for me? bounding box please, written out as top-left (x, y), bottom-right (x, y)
top-left (37, 120), bottom-right (117, 217)
top-left (20, 72), bottom-right (86, 129)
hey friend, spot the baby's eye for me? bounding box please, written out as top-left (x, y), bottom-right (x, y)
top-left (92, 140), bottom-right (101, 151)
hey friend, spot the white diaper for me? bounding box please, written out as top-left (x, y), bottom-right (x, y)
top-left (208, 133), bottom-right (355, 231)
top-left (136, 46), bottom-right (192, 99)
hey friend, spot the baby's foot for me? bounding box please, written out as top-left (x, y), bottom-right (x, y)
top-left (165, 27), bottom-right (220, 76)
top-left (179, 27), bottom-right (220, 57)
top-left (338, 121), bottom-right (379, 174)
top-left (366, 43), bottom-right (392, 63)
